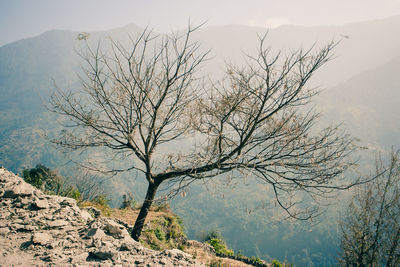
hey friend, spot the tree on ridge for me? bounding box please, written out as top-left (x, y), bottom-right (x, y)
top-left (49, 24), bottom-right (362, 240)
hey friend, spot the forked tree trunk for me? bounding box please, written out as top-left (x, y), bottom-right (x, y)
top-left (131, 181), bottom-right (160, 240)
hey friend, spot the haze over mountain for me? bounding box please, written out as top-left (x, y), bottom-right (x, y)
top-left (1, 15), bottom-right (399, 266)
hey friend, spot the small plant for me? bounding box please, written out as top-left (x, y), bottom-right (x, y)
top-left (250, 256), bottom-right (263, 264)
top-left (120, 193), bottom-right (137, 209)
top-left (154, 226), bottom-right (166, 241)
top-left (66, 187), bottom-right (82, 201)
top-left (92, 194), bottom-right (110, 207)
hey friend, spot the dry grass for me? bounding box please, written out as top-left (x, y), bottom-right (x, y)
top-left (185, 246), bottom-right (254, 267)
top-left (78, 202), bottom-right (172, 225)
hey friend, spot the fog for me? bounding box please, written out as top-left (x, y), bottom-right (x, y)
top-left (1, 0), bottom-right (400, 46)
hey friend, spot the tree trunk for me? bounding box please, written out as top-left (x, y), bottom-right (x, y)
top-left (131, 181), bottom-right (160, 240)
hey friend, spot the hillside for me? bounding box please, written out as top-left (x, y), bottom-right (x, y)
top-left (319, 53), bottom-right (400, 150)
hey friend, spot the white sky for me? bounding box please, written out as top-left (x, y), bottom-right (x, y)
top-left (1, 0), bottom-right (400, 46)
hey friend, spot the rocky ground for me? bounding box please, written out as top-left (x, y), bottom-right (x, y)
top-left (0, 167), bottom-right (204, 266)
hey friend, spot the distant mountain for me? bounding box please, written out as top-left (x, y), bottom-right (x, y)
top-left (194, 15), bottom-right (400, 87)
top-left (320, 53), bottom-right (400, 150)
top-left (1, 16), bottom-right (400, 267)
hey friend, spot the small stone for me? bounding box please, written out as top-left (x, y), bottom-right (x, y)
top-left (70, 252), bottom-right (89, 263)
top-left (80, 210), bottom-right (93, 221)
top-left (163, 249), bottom-right (192, 260)
top-left (60, 198), bottom-right (76, 207)
top-left (84, 207), bottom-right (101, 218)
top-left (0, 227), bottom-right (10, 236)
top-left (91, 248), bottom-right (116, 260)
top-left (40, 255), bottom-right (53, 262)
top-left (23, 225), bottom-right (37, 231)
top-left (3, 182), bottom-right (34, 198)
top-left (48, 219), bottom-right (68, 228)
top-left (104, 220), bottom-right (124, 238)
top-left (32, 232), bottom-right (52, 245)
top-left (0, 210), bottom-right (10, 219)
top-left (30, 198), bottom-right (49, 210)
top-left (119, 240), bottom-right (139, 251)
top-left (134, 259), bottom-right (145, 264)
top-left (12, 223), bottom-right (34, 232)
top-left (159, 258), bottom-right (169, 265)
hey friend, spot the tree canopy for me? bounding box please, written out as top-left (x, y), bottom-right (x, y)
top-left (49, 25), bottom-right (362, 240)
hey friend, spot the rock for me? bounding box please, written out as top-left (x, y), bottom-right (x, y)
top-left (14, 196), bottom-right (30, 206)
top-left (23, 225), bottom-right (37, 231)
top-left (119, 240), bottom-right (141, 251)
top-left (43, 214), bottom-right (53, 221)
top-left (87, 228), bottom-right (106, 239)
top-left (3, 182), bottom-right (34, 198)
top-left (0, 227), bottom-right (10, 235)
top-left (84, 207), bottom-right (101, 218)
top-left (60, 198), bottom-right (76, 207)
top-left (104, 220), bottom-right (125, 238)
top-left (91, 247), bottom-right (116, 260)
top-left (0, 211), bottom-right (10, 219)
top-left (159, 258), bottom-right (170, 265)
top-left (47, 219), bottom-right (69, 228)
top-left (30, 198), bottom-right (49, 210)
top-left (80, 209), bottom-right (93, 221)
top-left (12, 223), bottom-right (35, 232)
top-left (185, 240), bottom-right (215, 254)
top-left (31, 232), bottom-right (52, 245)
top-left (70, 252), bottom-right (89, 263)
top-left (134, 259), bottom-right (145, 264)
top-left (163, 249), bottom-right (192, 261)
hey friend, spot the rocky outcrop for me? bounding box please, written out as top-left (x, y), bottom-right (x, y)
top-left (0, 167), bottom-right (203, 266)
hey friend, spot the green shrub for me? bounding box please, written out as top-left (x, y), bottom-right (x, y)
top-left (201, 229), bottom-right (223, 242)
top-left (250, 256), bottom-right (263, 264)
top-left (23, 164), bottom-right (83, 199)
top-left (140, 211), bottom-right (187, 251)
top-left (207, 238), bottom-right (234, 256)
top-left (236, 250), bottom-right (245, 259)
top-left (23, 164), bottom-right (61, 193)
top-left (271, 259), bottom-right (283, 267)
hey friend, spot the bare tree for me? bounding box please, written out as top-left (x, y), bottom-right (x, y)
top-left (69, 168), bottom-right (107, 202)
top-left (49, 25), bottom-right (360, 240)
top-left (338, 151), bottom-right (400, 267)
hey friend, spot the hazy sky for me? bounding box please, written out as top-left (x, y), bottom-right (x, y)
top-left (1, 0), bottom-right (400, 46)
